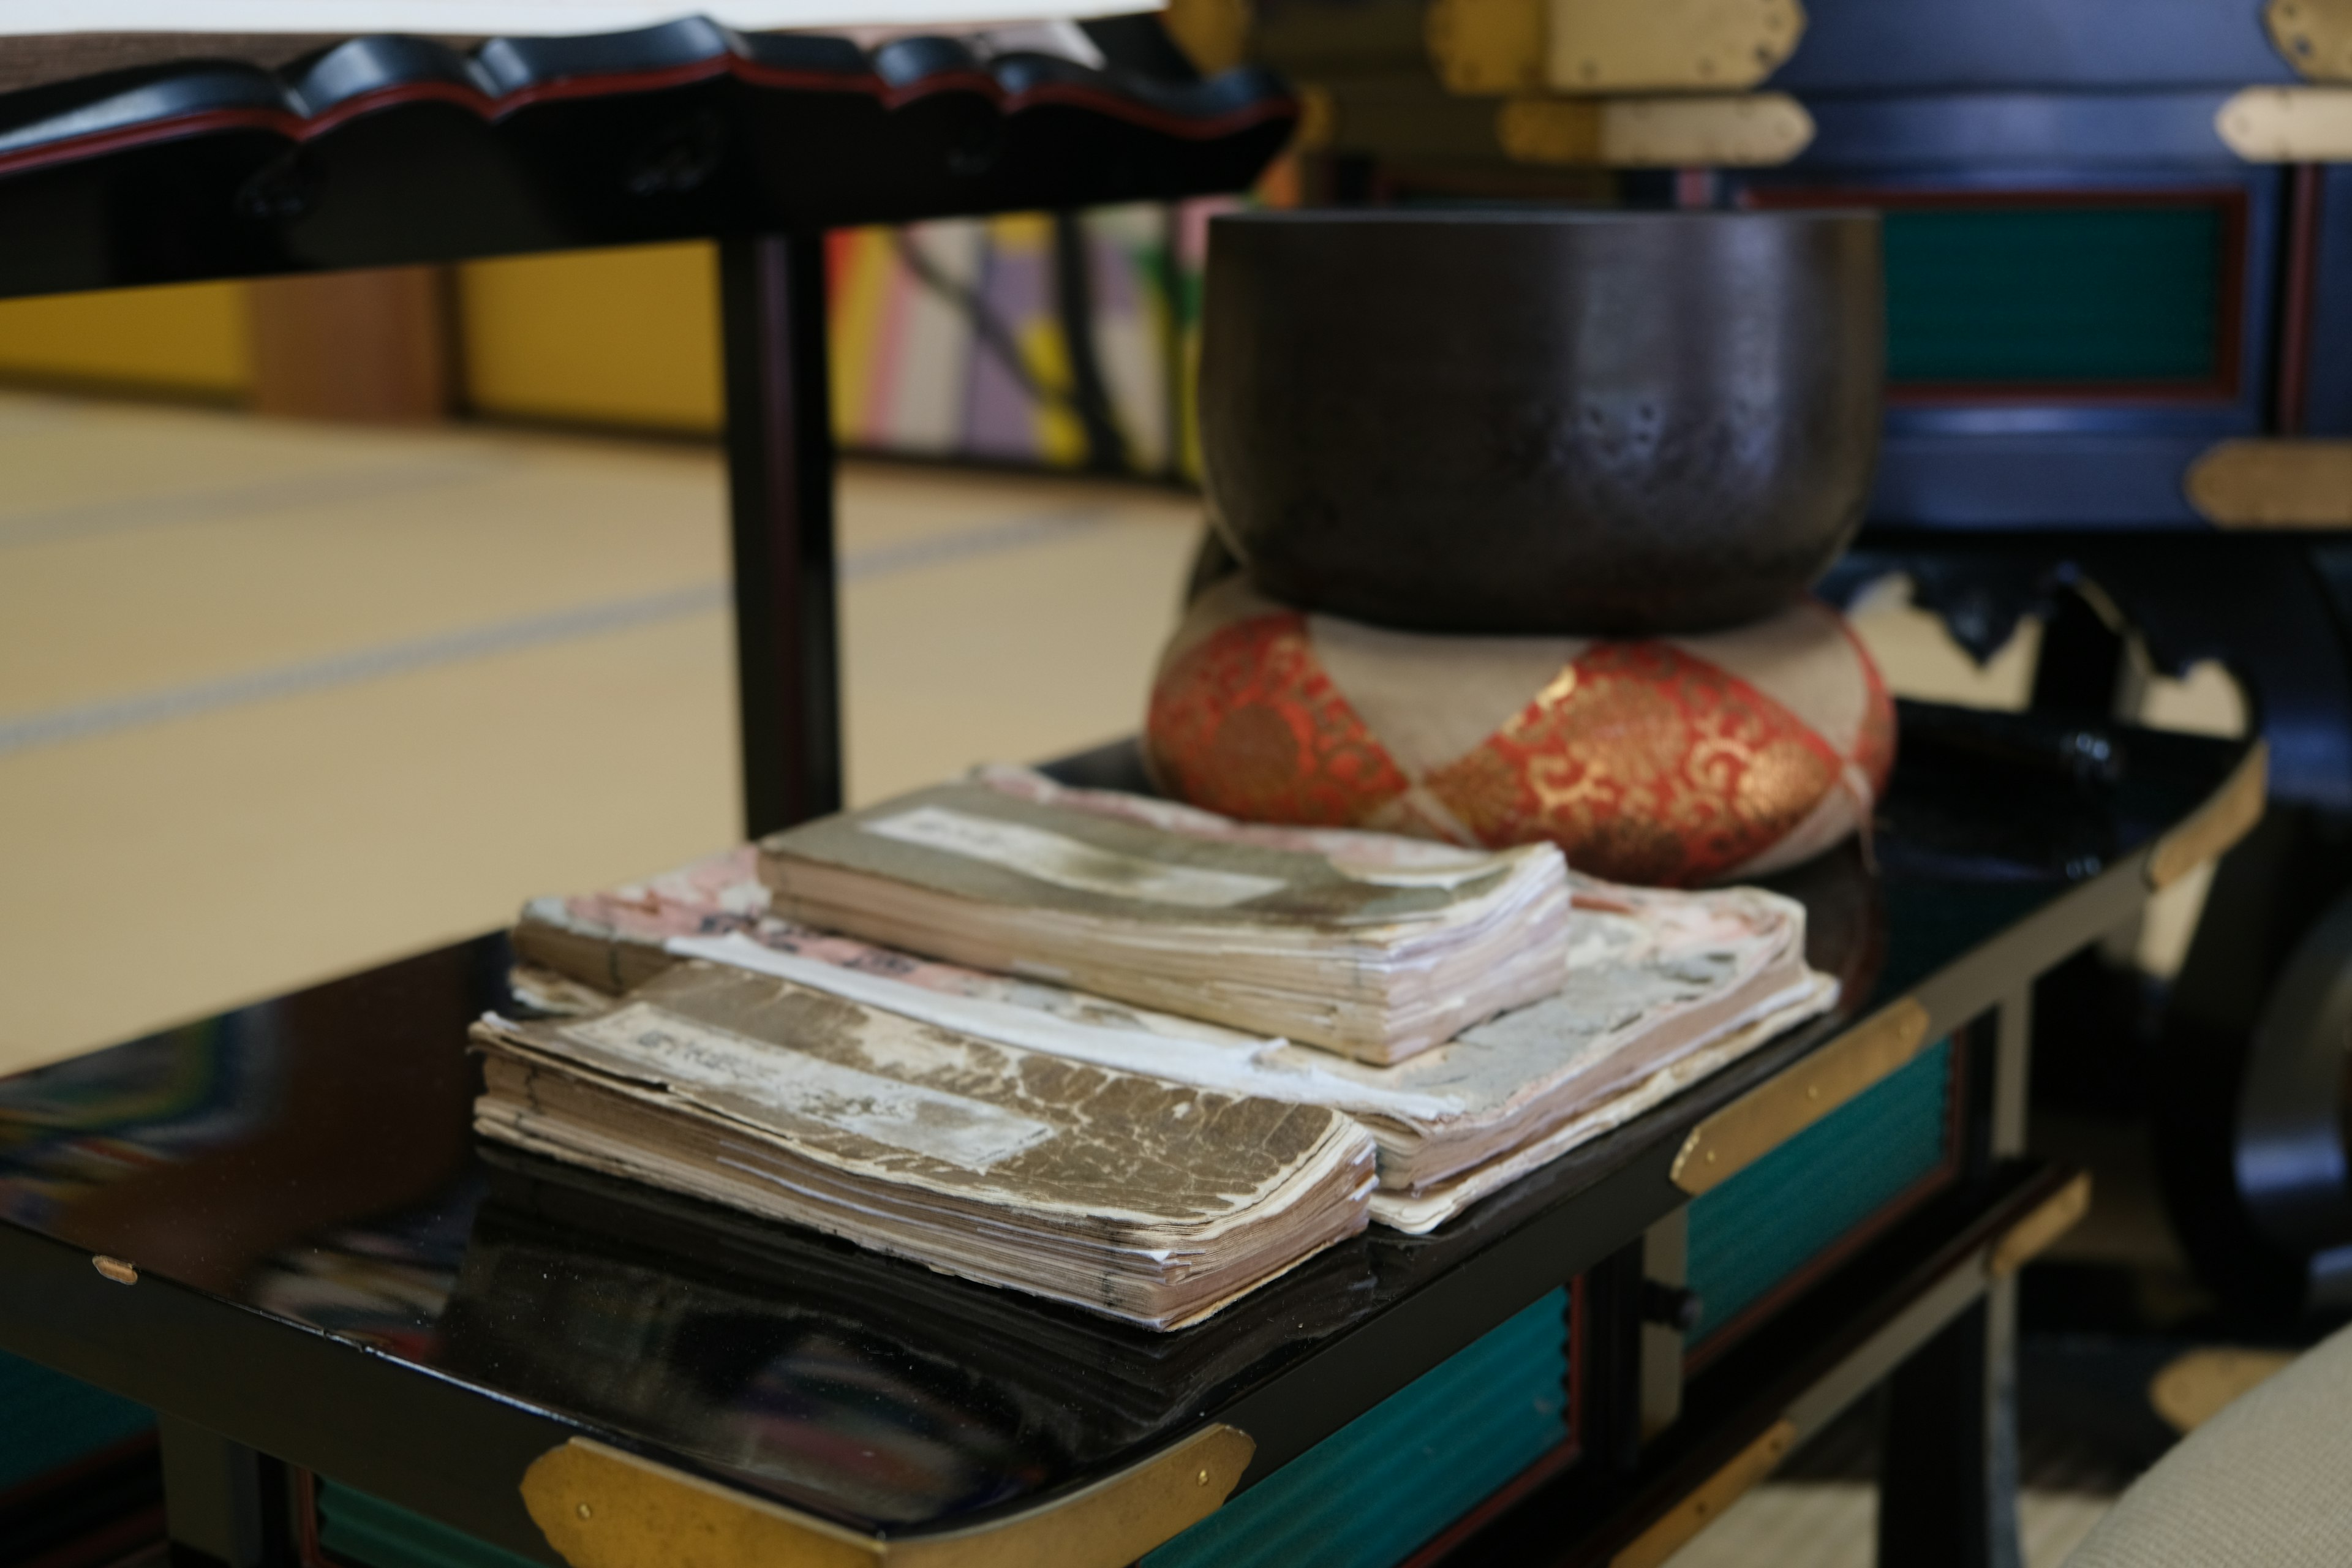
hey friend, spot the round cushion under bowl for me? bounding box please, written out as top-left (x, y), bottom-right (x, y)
top-left (1199, 208), bottom-right (1884, 636)
top-left (1147, 578), bottom-right (1896, 888)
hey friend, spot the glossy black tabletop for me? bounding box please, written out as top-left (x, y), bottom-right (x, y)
top-left (0, 703), bottom-right (2253, 1559)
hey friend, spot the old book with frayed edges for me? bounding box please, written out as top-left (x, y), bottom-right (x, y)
top-left (752, 767), bottom-right (1572, 1065)
top-left (472, 962), bottom-right (1376, 1330)
top-left (511, 813), bottom-right (1834, 1234)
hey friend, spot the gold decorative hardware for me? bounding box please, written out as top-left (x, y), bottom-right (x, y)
top-left (522, 1424), bottom-right (1253, 1568)
top-left (2267, 0), bottom-right (2352, 80)
top-left (91, 1256), bottom-right (137, 1285)
top-left (2217, 86), bottom-right (2352, 159)
top-left (1547, 0), bottom-right (1806, 92)
top-left (1988, 1172), bottom-right (2092, 1280)
top-left (1429, 0), bottom-right (1804, 96)
top-left (1497, 94), bottom-right (1814, 166)
top-left (1670, 998), bottom-right (1932, 1196)
top-left (2186, 438), bottom-right (2352, 527)
top-left (1427, 0), bottom-right (1548, 94)
top-left (1163, 0), bottom-right (1256, 76)
top-left (2147, 741), bottom-right (2268, 892)
top-left (1611, 1419), bottom-right (1795, 1568)
top-left (1293, 82), bottom-right (1337, 150)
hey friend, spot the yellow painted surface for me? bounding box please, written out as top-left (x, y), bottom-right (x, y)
top-left (457, 241), bottom-right (724, 432)
top-left (0, 279), bottom-right (251, 394)
top-left (830, 227), bottom-right (895, 434)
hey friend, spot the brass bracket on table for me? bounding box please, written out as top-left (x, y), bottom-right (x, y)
top-left (2146, 741), bottom-right (2268, 893)
top-left (1428, 0), bottom-right (1806, 96)
top-left (1610, 1420), bottom-right (1796, 1568)
top-left (1670, 998), bottom-right (1932, 1196)
top-left (1988, 1171), bottom-right (2093, 1280)
top-left (521, 1423), bottom-right (1254, 1568)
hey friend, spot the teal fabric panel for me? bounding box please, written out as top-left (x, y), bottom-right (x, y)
top-left (1144, 1286), bottom-right (1569, 1568)
top-left (1884, 207), bottom-right (2224, 385)
top-left (0, 1349), bottom-right (154, 1496)
top-left (317, 1481), bottom-right (544, 1568)
top-left (1687, 1038), bottom-right (1953, 1344)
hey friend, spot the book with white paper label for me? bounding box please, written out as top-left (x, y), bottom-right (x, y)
top-left (472, 961), bottom-right (1377, 1330)
top-left (753, 766), bottom-right (1576, 1064)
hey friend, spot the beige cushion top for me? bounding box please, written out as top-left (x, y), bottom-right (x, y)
top-left (2067, 1322), bottom-right (2352, 1567)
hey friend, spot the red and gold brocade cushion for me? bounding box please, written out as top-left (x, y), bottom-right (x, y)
top-left (1147, 580), bottom-right (1895, 888)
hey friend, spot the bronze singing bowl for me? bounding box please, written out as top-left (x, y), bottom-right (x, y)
top-left (1198, 209), bottom-right (1884, 635)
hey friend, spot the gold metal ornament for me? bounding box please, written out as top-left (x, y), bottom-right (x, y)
top-left (2267, 0), bottom-right (2352, 80)
top-left (522, 1424), bottom-right (1254, 1568)
top-left (1429, 0), bottom-right (1805, 95)
top-left (2216, 86), bottom-right (2352, 159)
top-left (2185, 439), bottom-right (2352, 527)
top-left (1611, 1420), bottom-right (1796, 1568)
top-left (1988, 1172), bottom-right (2092, 1280)
top-left (1670, 998), bottom-right (1933, 1195)
top-left (1498, 93), bottom-right (1813, 166)
top-left (2147, 741), bottom-right (2268, 893)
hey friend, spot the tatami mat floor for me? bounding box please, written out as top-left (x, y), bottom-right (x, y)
top-left (0, 390), bottom-right (2244, 1564)
top-left (0, 391), bottom-right (1202, 1066)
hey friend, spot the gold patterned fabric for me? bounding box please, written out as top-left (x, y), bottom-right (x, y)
top-left (1147, 581), bottom-right (1894, 888)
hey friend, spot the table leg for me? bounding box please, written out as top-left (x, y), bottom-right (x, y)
top-left (1877, 1287), bottom-right (2023, 1568)
top-left (159, 1415), bottom-right (287, 1567)
top-left (721, 232), bottom-right (842, 839)
top-left (1878, 991), bottom-right (2031, 1568)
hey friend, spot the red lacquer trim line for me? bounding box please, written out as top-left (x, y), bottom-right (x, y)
top-left (0, 53), bottom-right (1295, 184)
top-left (1744, 182), bottom-right (2252, 407)
top-left (293, 1469), bottom-right (351, 1568)
top-left (1682, 1032), bottom-right (1970, 1376)
top-left (1395, 1439), bottom-right (1583, 1568)
top-left (2276, 164), bottom-right (2324, 434)
top-left (0, 106), bottom-right (302, 179)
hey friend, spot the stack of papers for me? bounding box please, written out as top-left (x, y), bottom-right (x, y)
top-left (513, 774), bottom-right (1834, 1235)
top-left (474, 960), bottom-right (1376, 1330)
top-left (755, 767), bottom-right (1574, 1065)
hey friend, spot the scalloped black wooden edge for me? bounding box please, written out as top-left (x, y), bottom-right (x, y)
top-left (0, 18), bottom-right (1293, 179)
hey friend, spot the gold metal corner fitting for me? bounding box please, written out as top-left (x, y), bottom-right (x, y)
top-left (2267, 0), bottom-right (2352, 81)
top-left (522, 1424), bottom-right (1254, 1568)
top-left (1497, 94), bottom-right (1814, 167)
top-left (2217, 86), bottom-right (2352, 159)
top-left (1610, 1419), bottom-right (1796, 1568)
top-left (1429, 0), bottom-right (1805, 96)
top-left (1988, 1172), bottom-right (2092, 1280)
top-left (2147, 741), bottom-right (2269, 893)
top-left (2186, 439), bottom-right (2352, 527)
top-left (1161, 0), bottom-right (1256, 76)
top-left (1670, 998), bottom-right (1932, 1196)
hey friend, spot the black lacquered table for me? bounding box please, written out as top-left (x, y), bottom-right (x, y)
top-left (0, 703), bottom-right (2264, 1568)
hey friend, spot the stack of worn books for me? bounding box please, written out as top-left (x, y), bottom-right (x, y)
top-left (483, 767), bottom-right (1837, 1327)
top-left (475, 963), bottom-right (1374, 1330)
